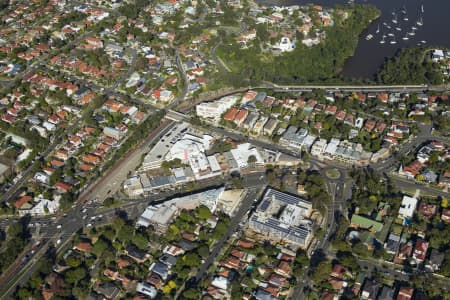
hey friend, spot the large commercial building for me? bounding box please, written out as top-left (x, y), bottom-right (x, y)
top-left (280, 126), bottom-right (317, 153)
top-left (311, 138), bottom-right (372, 166)
top-left (248, 188), bottom-right (313, 248)
top-left (196, 95), bottom-right (237, 123)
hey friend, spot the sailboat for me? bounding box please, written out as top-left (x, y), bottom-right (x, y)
top-left (376, 25), bottom-right (380, 34)
top-left (402, 34), bottom-right (409, 41)
top-left (408, 30), bottom-right (415, 36)
top-left (421, 4), bottom-right (424, 13)
top-left (392, 13), bottom-right (398, 24)
top-left (380, 35), bottom-right (386, 44)
top-left (401, 6), bottom-right (407, 15)
top-left (390, 37), bottom-right (397, 45)
top-left (417, 17), bottom-right (423, 26)
top-left (402, 6), bottom-right (409, 22)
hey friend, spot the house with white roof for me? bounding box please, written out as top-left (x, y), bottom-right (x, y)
top-left (398, 196), bottom-right (418, 223)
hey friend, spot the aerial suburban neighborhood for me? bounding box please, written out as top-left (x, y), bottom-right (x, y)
top-left (0, 0), bottom-right (449, 300)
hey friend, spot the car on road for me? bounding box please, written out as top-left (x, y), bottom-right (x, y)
top-left (56, 239), bottom-right (61, 245)
top-left (56, 224), bottom-right (62, 229)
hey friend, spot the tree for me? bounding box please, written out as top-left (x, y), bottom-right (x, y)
top-left (132, 233), bottom-right (148, 250)
top-left (182, 288), bottom-right (200, 299)
top-left (310, 261), bottom-right (332, 285)
top-left (197, 205), bottom-right (212, 219)
top-left (65, 267), bottom-right (87, 284)
top-left (247, 155), bottom-right (257, 164)
top-left (198, 244), bottom-right (210, 258)
top-left (92, 238), bottom-right (109, 258)
top-left (183, 253), bottom-right (201, 267)
top-left (65, 255), bottom-right (81, 268)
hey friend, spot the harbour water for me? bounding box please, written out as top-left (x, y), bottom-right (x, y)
top-left (256, 0), bottom-right (450, 79)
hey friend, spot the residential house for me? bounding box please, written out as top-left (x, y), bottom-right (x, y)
top-left (418, 202), bottom-right (437, 219)
top-left (234, 109), bottom-right (248, 127)
top-left (412, 239), bottom-right (429, 263)
top-left (360, 279), bottom-right (380, 300)
top-left (441, 208), bottom-right (450, 222)
top-left (425, 249), bottom-right (445, 272)
top-left (263, 118), bottom-right (278, 136)
top-left (125, 245), bottom-right (149, 263)
top-left (398, 196), bottom-right (418, 223)
top-left (396, 287), bottom-right (414, 300)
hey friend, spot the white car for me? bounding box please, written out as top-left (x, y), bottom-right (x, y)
top-left (86, 223), bottom-right (92, 228)
top-left (56, 239), bottom-right (61, 245)
top-left (56, 225), bottom-right (62, 229)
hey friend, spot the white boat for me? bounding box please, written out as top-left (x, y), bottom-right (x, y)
top-left (380, 36), bottom-right (386, 44)
top-left (421, 40), bottom-right (426, 44)
top-left (421, 4), bottom-right (424, 13)
top-left (396, 27), bottom-right (402, 31)
top-left (403, 16), bottom-right (409, 21)
top-left (387, 33), bottom-right (395, 37)
top-left (402, 34), bottom-right (409, 41)
top-left (401, 6), bottom-right (407, 15)
top-left (408, 31), bottom-right (415, 36)
top-left (392, 13), bottom-right (398, 24)
top-left (417, 17), bottom-right (423, 26)
top-left (365, 34), bottom-right (374, 41)
top-left (412, 26), bottom-right (418, 30)
top-left (390, 39), bottom-right (397, 45)
top-left (376, 25), bottom-right (380, 34)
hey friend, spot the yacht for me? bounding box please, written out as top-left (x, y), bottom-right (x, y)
top-left (387, 33), bottom-right (395, 37)
top-left (403, 16), bottom-right (409, 21)
top-left (396, 27), bottom-right (402, 31)
top-left (401, 6), bottom-right (407, 15)
top-left (380, 35), bottom-right (386, 44)
top-left (402, 34), bottom-right (409, 41)
top-left (392, 13), bottom-right (398, 24)
top-left (417, 17), bottom-right (423, 26)
top-left (390, 38), bottom-right (397, 45)
top-left (408, 31), bottom-right (415, 36)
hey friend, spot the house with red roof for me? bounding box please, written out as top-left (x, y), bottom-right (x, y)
top-left (223, 107), bottom-right (238, 122)
top-left (397, 287), bottom-right (414, 300)
top-left (55, 182), bottom-right (72, 193)
top-left (74, 241), bottom-right (92, 253)
top-left (15, 195), bottom-right (32, 209)
top-left (413, 239), bottom-right (429, 262)
top-left (233, 109), bottom-right (248, 127)
top-left (401, 160), bottom-right (423, 178)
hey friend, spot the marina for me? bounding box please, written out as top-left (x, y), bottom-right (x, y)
top-left (259, 0), bottom-right (450, 78)
top-left (365, 3), bottom-right (425, 46)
